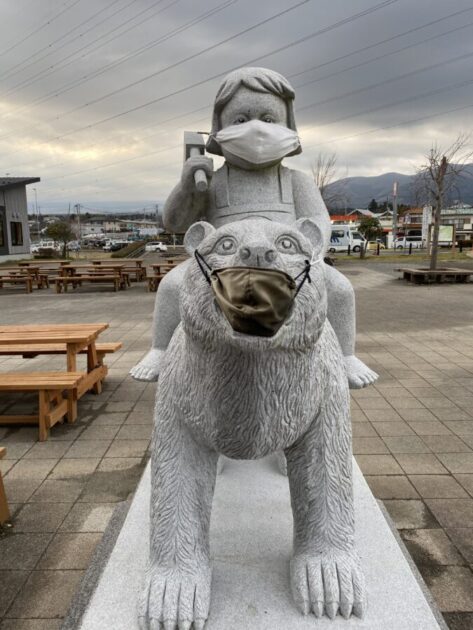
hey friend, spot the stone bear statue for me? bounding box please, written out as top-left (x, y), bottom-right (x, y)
top-left (138, 218), bottom-right (365, 630)
top-left (130, 66), bottom-right (378, 391)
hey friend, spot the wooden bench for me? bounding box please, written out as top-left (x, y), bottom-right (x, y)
top-left (147, 273), bottom-right (165, 292)
top-left (54, 275), bottom-right (123, 293)
top-left (0, 447), bottom-right (10, 525)
top-left (0, 276), bottom-right (33, 293)
top-left (0, 341), bottom-right (122, 361)
top-left (0, 372), bottom-right (84, 441)
top-left (397, 267), bottom-right (473, 284)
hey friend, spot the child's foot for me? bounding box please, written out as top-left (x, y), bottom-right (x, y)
top-left (129, 348), bottom-right (164, 382)
top-left (344, 355), bottom-right (378, 389)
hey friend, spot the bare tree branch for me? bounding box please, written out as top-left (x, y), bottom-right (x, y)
top-left (414, 133), bottom-right (472, 270)
top-left (311, 152), bottom-right (349, 210)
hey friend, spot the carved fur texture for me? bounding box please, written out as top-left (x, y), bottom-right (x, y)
top-left (138, 219), bottom-right (366, 630)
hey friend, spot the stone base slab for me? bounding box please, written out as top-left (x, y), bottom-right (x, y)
top-left (78, 456), bottom-right (445, 629)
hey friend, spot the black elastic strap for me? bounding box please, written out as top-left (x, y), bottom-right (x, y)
top-left (194, 250), bottom-right (212, 284)
top-left (294, 260), bottom-right (312, 296)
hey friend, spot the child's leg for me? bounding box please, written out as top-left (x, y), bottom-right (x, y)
top-left (130, 262), bottom-right (189, 382)
top-left (324, 264), bottom-right (378, 389)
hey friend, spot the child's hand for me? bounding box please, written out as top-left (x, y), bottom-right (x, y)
top-left (181, 155), bottom-right (214, 192)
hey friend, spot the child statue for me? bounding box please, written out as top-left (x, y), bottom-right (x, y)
top-left (130, 67), bottom-right (377, 389)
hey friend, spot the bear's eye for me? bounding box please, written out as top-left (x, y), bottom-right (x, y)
top-left (215, 237), bottom-right (237, 255)
top-left (276, 236), bottom-right (299, 253)
top-left (262, 115), bottom-right (274, 123)
top-left (234, 115), bottom-right (246, 124)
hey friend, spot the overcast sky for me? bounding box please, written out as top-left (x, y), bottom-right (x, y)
top-left (1, 0), bottom-right (473, 211)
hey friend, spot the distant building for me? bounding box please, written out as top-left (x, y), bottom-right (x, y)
top-left (401, 205), bottom-right (473, 241)
top-left (0, 177), bottom-right (40, 261)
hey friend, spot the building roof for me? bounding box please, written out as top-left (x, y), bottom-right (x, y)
top-left (330, 215), bottom-right (357, 222)
top-left (0, 177), bottom-right (40, 191)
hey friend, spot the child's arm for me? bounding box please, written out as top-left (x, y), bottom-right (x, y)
top-left (291, 170), bottom-right (331, 250)
top-left (163, 155), bottom-right (213, 232)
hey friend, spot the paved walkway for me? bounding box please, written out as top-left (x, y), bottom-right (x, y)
top-left (0, 262), bottom-right (472, 629)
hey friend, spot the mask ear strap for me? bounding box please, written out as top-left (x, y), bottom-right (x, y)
top-left (194, 250), bottom-right (212, 284)
top-left (294, 260), bottom-right (312, 296)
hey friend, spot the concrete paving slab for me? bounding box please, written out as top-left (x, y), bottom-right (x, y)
top-left (78, 457), bottom-right (446, 630)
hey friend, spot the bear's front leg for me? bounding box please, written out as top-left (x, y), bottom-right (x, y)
top-left (285, 384), bottom-right (366, 620)
top-left (138, 411), bottom-right (218, 630)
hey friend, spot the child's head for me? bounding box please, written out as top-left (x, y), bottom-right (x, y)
top-left (206, 67), bottom-right (301, 158)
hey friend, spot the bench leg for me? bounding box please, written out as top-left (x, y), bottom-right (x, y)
top-left (88, 343), bottom-right (102, 395)
top-left (67, 390), bottom-right (78, 424)
top-left (38, 390), bottom-right (50, 442)
top-left (0, 472), bottom-right (10, 525)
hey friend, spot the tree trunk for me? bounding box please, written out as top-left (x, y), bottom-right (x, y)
top-left (429, 197), bottom-right (441, 271)
top-left (429, 156), bottom-right (447, 272)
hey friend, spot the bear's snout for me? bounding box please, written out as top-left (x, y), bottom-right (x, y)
top-left (238, 244), bottom-right (277, 267)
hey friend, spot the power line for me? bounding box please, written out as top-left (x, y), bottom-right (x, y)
top-left (297, 48), bottom-right (473, 114)
top-left (308, 76), bottom-right (473, 131)
top-left (0, 0), bottom-right (128, 82)
top-left (305, 102), bottom-right (473, 151)
top-left (31, 74), bottom-right (473, 184)
top-left (0, 0), bottom-right (401, 153)
top-left (11, 0), bottom-right (312, 131)
top-left (38, 100), bottom-right (473, 201)
top-left (6, 3), bottom-right (470, 174)
top-left (0, 0), bottom-right (175, 99)
top-left (293, 18), bottom-right (473, 91)
top-left (288, 5), bottom-right (473, 80)
top-left (0, 0), bottom-right (83, 58)
top-left (0, 0), bottom-right (235, 129)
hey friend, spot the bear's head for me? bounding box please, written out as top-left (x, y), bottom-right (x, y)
top-left (180, 218), bottom-right (327, 352)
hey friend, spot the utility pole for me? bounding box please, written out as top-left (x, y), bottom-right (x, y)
top-left (74, 204), bottom-right (82, 243)
top-left (32, 188), bottom-right (39, 238)
top-left (392, 181), bottom-right (398, 248)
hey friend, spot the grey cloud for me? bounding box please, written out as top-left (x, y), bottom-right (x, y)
top-left (0, 0), bottom-right (472, 209)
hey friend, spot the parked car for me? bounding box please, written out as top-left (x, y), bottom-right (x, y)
top-left (30, 240), bottom-right (61, 253)
top-left (366, 241), bottom-right (386, 251)
top-left (105, 241), bottom-right (129, 252)
top-left (67, 241), bottom-right (81, 251)
top-left (394, 236), bottom-right (424, 249)
top-left (327, 226), bottom-right (367, 253)
top-left (145, 241), bottom-right (168, 253)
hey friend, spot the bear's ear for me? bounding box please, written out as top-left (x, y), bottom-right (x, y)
top-left (184, 221), bottom-right (215, 254)
top-left (295, 218), bottom-right (324, 259)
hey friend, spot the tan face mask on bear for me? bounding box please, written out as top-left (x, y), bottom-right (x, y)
top-left (195, 250), bottom-right (312, 338)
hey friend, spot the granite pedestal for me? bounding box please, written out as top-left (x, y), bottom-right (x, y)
top-left (77, 457), bottom-right (446, 630)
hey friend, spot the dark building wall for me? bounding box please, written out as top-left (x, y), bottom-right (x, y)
top-left (1, 186), bottom-right (31, 256)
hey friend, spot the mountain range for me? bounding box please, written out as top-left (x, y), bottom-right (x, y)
top-left (325, 164), bottom-right (473, 209)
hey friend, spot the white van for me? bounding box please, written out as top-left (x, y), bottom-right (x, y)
top-left (30, 240), bottom-right (61, 253)
top-left (328, 226), bottom-right (366, 253)
top-left (394, 236), bottom-right (424, 249)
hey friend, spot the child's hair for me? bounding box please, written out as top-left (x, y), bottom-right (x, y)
top-left (206, 67), bottom-right (301, 156)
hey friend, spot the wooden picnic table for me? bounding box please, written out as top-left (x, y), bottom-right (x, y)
top-left (0, 323), bottom-right (108, 397)
top-left (91, 258), bottom-right (144, 267)
top-left (18, 260), bottom-right (71, 267)
top-left (57, 264), bottom-right (130, 290)
top-left (151, 263), bottom-right (172, 273)
top-left (0, 266), bottom-right (49, 289)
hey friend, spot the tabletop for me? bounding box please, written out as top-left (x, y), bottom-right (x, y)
top-left (0, 323), bottom-right (108, 345)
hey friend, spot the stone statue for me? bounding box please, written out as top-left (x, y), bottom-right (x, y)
top-left (138, 218), bottom-right (366, 629)
top-left (130, 66), bottom-right (378, 390)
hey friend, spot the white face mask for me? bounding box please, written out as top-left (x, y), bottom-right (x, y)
top-left (215, 120), bottom-right (300, 166)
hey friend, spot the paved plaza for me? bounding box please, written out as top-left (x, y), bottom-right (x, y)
top-left (0, 260), bottom-right (472, 629)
